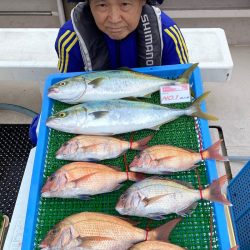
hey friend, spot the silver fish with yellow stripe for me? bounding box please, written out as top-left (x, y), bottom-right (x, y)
top-left (46, 92), bottom-right (217, 135)
top-left (48, 64), bottom-right (197, 104)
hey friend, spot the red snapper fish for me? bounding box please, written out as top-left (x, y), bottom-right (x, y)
top-left (56, 134), bottom-right (153, 161)
top-left (41, 162), bottom-right (144, 199)
top-left (40, 212), bottom-right (182, 250)
top-left (129, 140), bottom-right (227, 174)
top-left (116, 176), bottom-right (231, 220)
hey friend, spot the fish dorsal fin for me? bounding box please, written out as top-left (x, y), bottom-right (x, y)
top-left (116, 216), bottom-right (139, 226)
top-left (146, 176), bottom-right (194, 189)
top-left (89, 111), bottom-right (109, 119)
top-left (118, 67), bottom-right (134, 71)
top-left (177, 202), bottom-right (198, 216)
top-left (88, 78), bottom-right (105, 88)
top-left (122, 97), bottom-right (141, 102)
top-left (106, 165), bottom-right (121, 172)
top-left (143, 93), bottom-right (152, 98)
top-left (183, 148), bottom-right (196, 153)
top-left (146, 176), bottom-right (168, 181)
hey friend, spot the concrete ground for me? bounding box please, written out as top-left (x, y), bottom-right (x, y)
top-left (0, 45), bottom-right (249, 178)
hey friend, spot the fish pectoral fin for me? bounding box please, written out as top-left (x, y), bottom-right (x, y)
top-left (177, 202), bottom-right (198, 217)
top-left (75, 172), bottom-right (97, 185)
top-left (111, 183), bottom-right (123, 192)
top-left (80, 236), bottom-right (114, 247)
top-left (150, 125), bottom-right (161, 131)
top-left (147, 213), bottom-right (167, 220)
top-left (81, 236), bottom-right (114, 241)
top-left (89, 111), bottom-right (109, 119)
top-left (77, 194), bottom-right (92, 200)
top-left (158, 156), bottom-right (176, 162)
top-left (142, 194), bottom-right (167, 207)
top-left (88, 78), bottom-right (105, 88)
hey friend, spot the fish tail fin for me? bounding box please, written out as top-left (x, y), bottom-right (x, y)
top-left (203, 175), bottom-right (231, 206)
top-left (127, 172), bottom-right (145, 182)
top-left (202, 139), bottom-right (228, 161)
top-left (131, 135), bottom-right (153, 150)
top-left (177, 63), bottom-right (199, 83)
top-left (148, 217), bottom-right (182, 242)
top-left (189, 91), bottom-right (218, 121)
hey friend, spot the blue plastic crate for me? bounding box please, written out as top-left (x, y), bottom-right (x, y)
top-left (22, 64), bottom-right (231, 249)
top-left (228, 161), bottom-right (250, 250)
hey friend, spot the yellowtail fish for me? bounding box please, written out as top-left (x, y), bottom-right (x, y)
top-left (41, 162), bottom-right (144, 199)
top-left (129, 140), bottom-right (227, 174)
top-left (46, 92), bottom-right (217, 135)
top-left (130, 241), bottom-right (186, 250)
top-left (48, 64), bottom-right (198, 104)
top-left (39, 212), bottom-right (182, 250)
top-left (56, 134), bottom-right (153, 161)
top-left (116, 176), bottom-right (231, 220)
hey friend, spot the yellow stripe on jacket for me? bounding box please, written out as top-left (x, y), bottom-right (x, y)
top-left (164, 28), bottom-right (184, 64)
top-left (57, 30), bottom-right (71, 70)
top-left (63, 37), bottom-right (78, 73)
top-left (170, 26), bottom-right (188, 63)
top-left (58, 31), bottom-right (76, 72)
top-left (173, 25), bottom-right (189, 62)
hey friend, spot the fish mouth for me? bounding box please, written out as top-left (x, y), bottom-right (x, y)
top-left (41, 192), bottom-right (51, 198)
top-left (46, 117), bottom-right (59, 128)
top-left (39, 243), bottom-right (49, 249)
top-left (48, 87), bottom-right (59, 97)
top-left (41, 183), bottom-right (51, 194)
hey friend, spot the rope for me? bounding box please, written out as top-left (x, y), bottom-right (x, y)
top-left (194, 117), bottom-right (213, 248)
top-left (123, 132), bottom-right (135, 180)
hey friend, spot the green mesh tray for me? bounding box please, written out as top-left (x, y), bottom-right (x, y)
top-left (22, 64), bottom-right (230, 250)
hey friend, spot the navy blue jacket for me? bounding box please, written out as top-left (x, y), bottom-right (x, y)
top-left (55, 9), bottom-right (189, 72)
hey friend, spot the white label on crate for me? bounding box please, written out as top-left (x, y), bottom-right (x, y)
top-left (160, 83), bottom-right (191, 104)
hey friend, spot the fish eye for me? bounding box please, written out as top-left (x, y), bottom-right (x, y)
top-left (59, 82), bottom-right (66, 86)
top-left (58, 112), bottom-right (66, 118)
top-left (51, 227), bottom-right (59, 235)
top-left (62, 142), bottom-right (69, 147)
top-left (49, 174), bottom-right (56, 181)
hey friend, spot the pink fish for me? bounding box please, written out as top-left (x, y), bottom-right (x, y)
top-left (129, 140), bottom-right (227, 174)
top-left (40, 212), bottom-right (182, 250)
top-left (56, 134), bottom-right (153, 161)
top-left (116, 175), bottom-right (231, 219)
top-left (41, 162), bottom-right (144, 199)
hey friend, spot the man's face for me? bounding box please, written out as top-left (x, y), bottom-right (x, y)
top-left (89, 0), bottom-right (146, 40)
